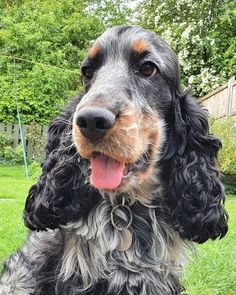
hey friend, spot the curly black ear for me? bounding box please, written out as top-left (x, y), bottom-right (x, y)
top-left (161, 91), bottom-right (228, 243)
top-left (24, 96), bottom-right (101, 231)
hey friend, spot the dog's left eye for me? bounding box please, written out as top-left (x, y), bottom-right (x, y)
top-left (139, 62), bottom-right (158, 77)
top-left (82, 66), bottom-right (94, 79)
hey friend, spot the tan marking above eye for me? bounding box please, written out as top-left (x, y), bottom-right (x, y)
top-left (132, 39), bottom-right (149, 54)
top-left (89, 44), bottom-right (100, 59)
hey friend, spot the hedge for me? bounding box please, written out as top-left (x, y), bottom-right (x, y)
top-left (210, 116), bottom-right (236, 175)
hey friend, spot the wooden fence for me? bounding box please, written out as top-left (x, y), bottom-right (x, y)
top-left (200, 76), bottom-right (236, 118)
top-left (0, 122), bottom-right (48, 159)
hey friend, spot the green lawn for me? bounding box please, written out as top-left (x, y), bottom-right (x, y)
top-left (0, 166), bottom-right (34, 265)
top-left (0, 165), bottom-right (235, 294)
top-left (183, 196), bottom-right (236, 294)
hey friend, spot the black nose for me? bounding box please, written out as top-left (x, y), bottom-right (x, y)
top-left (76, 107), bottom-right (116, 141)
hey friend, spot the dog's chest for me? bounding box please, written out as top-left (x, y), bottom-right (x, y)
top-left (60, 200), bottom-right (186, 293)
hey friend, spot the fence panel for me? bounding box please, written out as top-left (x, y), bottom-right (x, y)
top-left (200, 76), bottom-right (236, 118)
top-left (13, 124), bottom-right (19, 148)
top-left (230, 79), bottom-right (236, 115)
top-left (0, 122), bottom-right (48, 160)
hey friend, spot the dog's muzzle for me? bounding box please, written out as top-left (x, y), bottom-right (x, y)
top-left (75, 107), bottom-right (124, 190)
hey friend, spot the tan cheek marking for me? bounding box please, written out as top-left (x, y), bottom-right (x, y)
top-left (139, 165), bottom-right (154, 182)
top-left (89, 44), bottom-right (100, 59)
top-left (132, 39), bottom-right (149, 54)
top-left (140, 114), bottom-right (160, 146)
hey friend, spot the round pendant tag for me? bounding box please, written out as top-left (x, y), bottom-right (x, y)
top-left (116, 228), bottom-right (133, 251)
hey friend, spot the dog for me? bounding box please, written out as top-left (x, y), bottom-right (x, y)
top-left (0, 25), bottom-right (228, 295)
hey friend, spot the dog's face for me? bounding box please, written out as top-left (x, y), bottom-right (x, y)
top-left (73, 26), bottom-right (179, 194)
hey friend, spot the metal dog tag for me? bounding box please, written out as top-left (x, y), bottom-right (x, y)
top-left (110, 198), bottom-right (133, 251)
top-left (116, 228), bottom-right (133, 251)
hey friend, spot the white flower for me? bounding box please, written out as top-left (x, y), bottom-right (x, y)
top-left (188, 75), bottom-right (195, 84)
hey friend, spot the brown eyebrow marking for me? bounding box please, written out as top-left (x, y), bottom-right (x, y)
top-left (132, 39), bottom-right (149, 54)
top-left (89, 43), bottom-right (100, 59)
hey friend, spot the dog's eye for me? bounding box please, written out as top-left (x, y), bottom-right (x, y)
top-left (82, 67), bottom-right (94, 79)
top-left (139, 62), bottom-right (158, 77)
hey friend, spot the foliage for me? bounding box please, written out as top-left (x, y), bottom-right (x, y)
top-left (138, 0), bottom-right (236, 96)
top-left (29, 161), bottom-right (42, 179)
top-left (2, 144), bottom-right (23, 165)
top-left (0, 134), bottom-right (23, 164)
top-left (27, 122), bottom-right (46, 161)
top-left (0, 139), bottom-right (23, 165)
top-left (87, 0), bottom-right (134, 26)
top-left (0, 0), bottom-right (105, 124)
top-left (210, 117), bottom-right (236, 175)
top-left (0, 134), bottom-right (12, 155)
top-left (224, 174), bottom-right (236, 195)
top-left (0, 0), bottom-right (235, 122)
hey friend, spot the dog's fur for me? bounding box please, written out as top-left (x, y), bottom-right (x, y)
top-left (0, 26), bottom-right (228, 295)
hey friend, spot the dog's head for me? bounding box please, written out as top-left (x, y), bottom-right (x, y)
top-left (24, 26), bottom-right (228, 243)
top-left (72, 26), bottom-right (175, 195)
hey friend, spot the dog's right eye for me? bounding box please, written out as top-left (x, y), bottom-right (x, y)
top-left (138, 62), bottom-right (158, 77)
top-left (82, 67), bottom-right (94, 79)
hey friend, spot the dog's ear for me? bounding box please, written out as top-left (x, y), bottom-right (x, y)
top-left (161, 91), bottom-right (228, 243)
top-left (24, 98), bottom-right (101, 231)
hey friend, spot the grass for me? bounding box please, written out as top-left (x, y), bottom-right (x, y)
top-left (0, 165), bottom-right (235, 294)
top-left (0, 166), bottom-right (34, 265)
top-left (182, 196), bottom-right (236, 294)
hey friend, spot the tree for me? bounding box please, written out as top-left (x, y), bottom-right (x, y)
top-left (87, 0), bottom-right (134, 26)
top-left (0, 0), bottom-right (105, 124)
top-left (138, 0), bottom-right (236, 96)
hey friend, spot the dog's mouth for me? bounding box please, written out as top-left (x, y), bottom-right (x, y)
top-left (90, 146), bottom-right (152, 190)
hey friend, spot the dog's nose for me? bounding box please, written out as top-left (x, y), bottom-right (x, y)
top-left (76, 107), bottom-right (116, 141)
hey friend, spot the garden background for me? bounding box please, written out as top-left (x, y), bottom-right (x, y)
top-left (0, 1), bottom-right (236, 294)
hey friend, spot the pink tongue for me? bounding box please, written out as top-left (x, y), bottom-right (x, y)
top-left (91, 154), bottom-right (125, 190)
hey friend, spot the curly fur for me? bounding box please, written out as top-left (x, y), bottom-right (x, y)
top-left (0, 25), bottom-right (228, 295)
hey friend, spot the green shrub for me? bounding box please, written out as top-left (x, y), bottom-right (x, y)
top-left (210, 117), bottom-right (236, 175)
top-left (0, 134), bottom-right (13, 156)
top-left (1, 144), bottom-right (23, 165)
top-left (0, 134), bottom-right (23, 164)
top-left (29, 161), bottom-right (42, 179)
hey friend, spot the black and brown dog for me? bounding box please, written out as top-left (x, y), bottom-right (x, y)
top-left (0, 25), bottom-right (228, 295)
